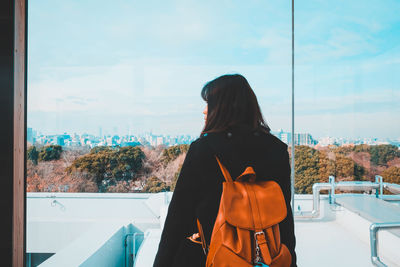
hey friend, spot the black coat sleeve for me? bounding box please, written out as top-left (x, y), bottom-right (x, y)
top-left (277, 147), bottom-right (297, 267)
top-left (153, 140), bottom-right (202, 267)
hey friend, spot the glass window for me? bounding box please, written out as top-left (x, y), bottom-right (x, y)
top-left (26, 1), bottom-right (400, 266)
top-left (26, 1), bottom-right (291, 266)
top-left (294, 0), bottom-right (400, 193)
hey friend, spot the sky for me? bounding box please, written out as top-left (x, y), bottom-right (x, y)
top-left (27, 0), bottom-right (400, 139)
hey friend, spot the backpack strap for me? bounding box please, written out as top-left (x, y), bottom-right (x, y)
top-left (187, 156), bottom-right (232, 255)
top-left (246, 183), bottom-right (273, 265)
top-left (197, 219), bottom-right (208, 256)
top-left (215, 156), bottom-right (233, 183)
top-left (255, 231), bottom-right (272, 265)
top-left (186, 219), bottom-right (208, 255)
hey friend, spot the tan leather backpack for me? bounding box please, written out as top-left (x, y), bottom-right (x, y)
top-left (188, 156), bottom-right (292, 267)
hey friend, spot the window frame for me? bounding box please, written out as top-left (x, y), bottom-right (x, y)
top-left (13, 0), bottom-right (27, 266)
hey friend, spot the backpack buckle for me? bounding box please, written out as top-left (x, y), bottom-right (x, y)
top-left (254, 231), bottom-right (264, 237)
top-left (254, 231), bottom-right (265, 264)
top-left (255, 231), bottom-right (267, 247)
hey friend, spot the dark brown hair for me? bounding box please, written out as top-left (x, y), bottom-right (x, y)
top-left (200, 74), bottom-right (270, 135)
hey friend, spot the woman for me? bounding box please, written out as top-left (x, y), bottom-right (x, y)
top-left (153, 74), bottom-right (297, 267)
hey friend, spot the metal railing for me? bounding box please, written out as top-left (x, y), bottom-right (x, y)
top-left (294, 176), bottom-right (383, 218)
top-left (124, 232), bottom-right (144, 267)
top-left (293, 176), bottom-right (400, 265)
top-left (294, 178), bottom-right (332, 218)
top-left (384, 183), bottom-right (400, 195)
top-left (369, 222), bottom-right (400, 267)
top-left (294, 175), bottom-right (400, 219)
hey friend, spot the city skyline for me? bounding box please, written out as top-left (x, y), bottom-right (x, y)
top-left (27, 126), bottom-right (399, 148)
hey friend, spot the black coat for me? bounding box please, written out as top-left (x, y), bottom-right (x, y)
top-left (153, 124), bottom-right (297, 267)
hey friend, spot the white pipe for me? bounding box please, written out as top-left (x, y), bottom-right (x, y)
top-left (295, 179), bottom-right (380, 219)
top-left (378, 195), bottom-right (400, 201)
top-left (294, 183), bottom-right (331, 219)
top-left (332, 181), bottom-right (379, 191)
top-left (383, 183), bottom-right (400, 194)
top-left (295, 176), bottom-right (400, 219)
top-left (370, 222), bottom-right (400, 267)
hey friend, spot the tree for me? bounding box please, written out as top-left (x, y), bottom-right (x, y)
top-left (65, 171), bottom-right (98, 192)
top-left (26, 173), bottom-right (44, 192)
top-left (26, 148), bottom-right (100, 193)
top-left (318, 151), bottom-right (335, 182)
top-left (67, 146), bottom-right (145, 190)
top-left (142, 176), bottom-right (170, 193)
top-left (38, 145), bottom-right (63, 161)
top-left (27, 146), bottom-right (39, 165)
top-left (90, 146), bottom-right (112, 154)
top-left (381, 166), bottom-right (400, 184)
top-left (107, 180), bottom-right (133, 193)
top-left (295, 170), bottom-right (320, 195)
top-left (370, 145), bottom-right (400, 166)
top-left (161, 144), bottom-right (189, 165)
top-left (317, 148), bottom-right (366, 181)
top-left (294, 146), bottom-right (321, 194)
top-left (334, 146), bottom-right (353, 155)
top-left (334, 154), bottom-right (356, 179)
top-left (353, 144), bottom-right (370, 153)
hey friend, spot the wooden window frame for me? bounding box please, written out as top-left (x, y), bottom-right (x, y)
top-left (14, 0), bottom-right (27, 266)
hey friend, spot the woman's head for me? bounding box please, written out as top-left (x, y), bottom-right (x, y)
top-left (201, 74), bottom-right (270, 135)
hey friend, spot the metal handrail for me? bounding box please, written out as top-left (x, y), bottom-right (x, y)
top-left (370, 222), bottom-right (400, 267)
top-left (133, 232), bottom-right (144, 263)
top-left (295, 176), bottom-right (384, 219)
top-left (124, 232), bottom-right (144, 267)
top-left (294, 181), bottom-right (331, 218)
top-left (383, 183), bottom-right (400, 194)
top-left (293, 176), bottom-right (400, 265)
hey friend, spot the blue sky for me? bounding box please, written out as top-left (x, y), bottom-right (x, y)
top-left (27, 0), bottom-right (400, 139)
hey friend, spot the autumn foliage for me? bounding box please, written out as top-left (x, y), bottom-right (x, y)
top-left (26, 143), bottom-right (400, 194)
top-left (293, 144), bottom-right (400, 194)
top-left (27, 144), bottom-right (187, 193)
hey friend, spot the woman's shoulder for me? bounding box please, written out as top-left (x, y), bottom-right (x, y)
top-left (191, 128), bottom-right (289, 160)
top-left (196, 130), bottom-right (288, 150)
top-left (179, 137), bottom-right (219, 175)
top-left (185, 135), bottom-right (215, 159)
top-left (189, 133), bottom-right (216, 153)
top-left (263, 132), bottom-right (288, 151)
top-left (186, 133), bottom-right (228, 163)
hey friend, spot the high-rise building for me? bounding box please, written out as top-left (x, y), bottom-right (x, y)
top-left (56, 136), bottom-right (65, 146)
top-left (156, 136), bottom-right (164, 146)
top-left (295, 133), bottom-right (316, 146)
top-left (27, 127), bottom-right (33, 144)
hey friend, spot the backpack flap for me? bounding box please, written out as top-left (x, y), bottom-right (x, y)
top-left (222, 180), bottom-right (287, 230)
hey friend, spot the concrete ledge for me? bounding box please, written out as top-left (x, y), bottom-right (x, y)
top-left (134, 229), bottom-right (162, 267)
top-left (335, 194), bottom-right (400, 237)
top-left (39, 222), bottom-right (130, 267)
